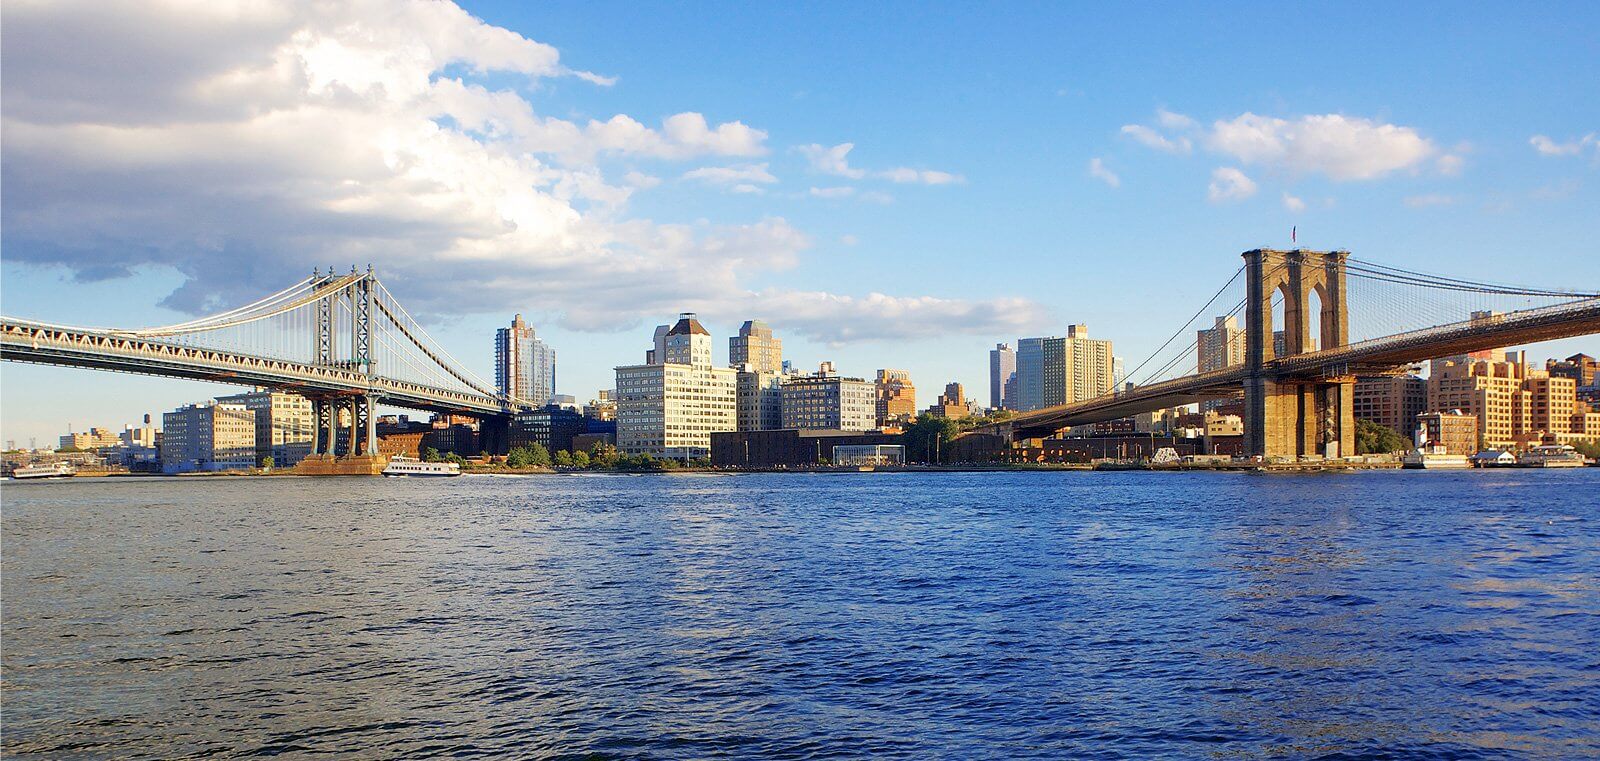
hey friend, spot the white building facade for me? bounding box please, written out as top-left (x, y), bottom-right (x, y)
top-left (615, 313), bottom-right (737, 459)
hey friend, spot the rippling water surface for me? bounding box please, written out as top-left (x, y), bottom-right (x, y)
top-left (4, 470), bottom-right (1599, 758)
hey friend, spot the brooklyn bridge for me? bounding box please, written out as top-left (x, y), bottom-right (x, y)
top-left (3, 251), bottom-right (1598, 463)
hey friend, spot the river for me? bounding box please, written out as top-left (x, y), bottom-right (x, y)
top-left (3, 470), bottom-right (1597, 758)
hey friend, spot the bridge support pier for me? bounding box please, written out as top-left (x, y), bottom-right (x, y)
top-left (481, 415), bottom-right (510, 457)
top-left (1244, 377), bottom-right (1356, 460)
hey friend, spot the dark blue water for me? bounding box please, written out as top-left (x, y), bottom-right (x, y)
top-left (3, 470), bottom-right (1598, 759)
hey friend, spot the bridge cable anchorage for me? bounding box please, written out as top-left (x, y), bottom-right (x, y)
top-left (1120, 265), bottom-right (1245, 386)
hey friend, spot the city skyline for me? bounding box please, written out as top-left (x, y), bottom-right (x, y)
top-left (3, 1), bottom-right (1599, 444)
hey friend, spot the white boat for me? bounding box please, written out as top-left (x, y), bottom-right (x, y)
top-left (1402, 446), bottom-right (1470, 469)
top-left (1470, 450), bottom-right (1517, 468)
top-left (10, 462), bottom-right (77, 479)
top-left (1516, 444), bottom-right (1588, 468)
top-left (381, 455), bottom-right (461, 477)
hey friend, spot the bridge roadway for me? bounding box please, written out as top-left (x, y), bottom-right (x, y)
top-left (0, 318), bottom-right (515, 417)
top-left (988, 297), bottom-right (1600, 442)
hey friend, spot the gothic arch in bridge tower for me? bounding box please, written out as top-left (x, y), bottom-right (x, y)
top-left (1242, 249), bottom-right (1356, 460)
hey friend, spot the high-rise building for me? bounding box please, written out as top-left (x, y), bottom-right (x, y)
top-left (736, 365), bottom-right (784, 432)
top-left (874, 369), bottom-right (917, 429)
top-left (1546, 353), bottom-right (1597, 387)
top-left (781, 364), bottom-right (876, 431)
top-left (1012, 326), bottom-right (1115, 412)
top-left (1525, 371), bottom-right (1577, 438)
top-left (161, 401), bottom-right (257, 473)
top-left (216, 390), bottom-right (314, 466)
top-left (729, 320), bottom-right (783, 374)
top-left (1353, 375), bottom-right (1427, 436)
top-left (495, 314), bottom-right (556, 406)
top-left (615, 313), bottom-right (738, 459)
top-left (1198, 315), bottom-right (1245, 372)
top-left (989, 343), bottom-right (1016, 410)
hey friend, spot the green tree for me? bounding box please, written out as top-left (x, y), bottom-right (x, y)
top-left (589, 444), bottom-right (618, 469)
top-left (445, 452), bottom-right (466, 465)
top-left (527, 443), bottom-right (552, 467)
top-left (505, 446), bottom-right (530, 468)
top-left (56, 445), bottom-right (85, 453)
top-left (422, 447), bottom-right (441, 462)
top-left (553, 450), bottom-right (574, 467)
top-left (1356, 419), bottom-right (1409, 454)
top-left (261, 455), bottom-right (275, 470)
top-left (1572, 440), bottom-right (1600, 460)
top-left (571, 449), bottom-right (590, 468)
top-left (902, 414), bottom-right (961, 463)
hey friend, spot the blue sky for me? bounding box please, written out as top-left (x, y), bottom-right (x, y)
top-left (2, 1), bottom-right (1597, 446)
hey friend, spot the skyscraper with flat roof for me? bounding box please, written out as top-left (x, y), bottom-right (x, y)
top-left (990, 343), bottom-right (1016, 410)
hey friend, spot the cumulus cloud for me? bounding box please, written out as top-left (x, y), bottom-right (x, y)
top-left (1282, 192), bottom-right (1306, 212)
top-left (0, 0), bottom-right (1037, 341)
top-left (1207, 167), bottom-right (1257, 202)
top-left (1530, 133), bottom-right (1597, 157)
top-left (797, 142), bottom-right (963, 185)
top-left (1122, 109), bottom-right (1450, 184)
top-left (1087, 157), bottom-right (1120, 187)
top-left (1207, 113), bottom-right (1436, 181)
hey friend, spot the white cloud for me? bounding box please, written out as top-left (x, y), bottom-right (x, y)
top-left (1282, 192), bottom-right (1306, 212)
top-left (1436, 154), bottom-right (1464, 176)
top-left (1207, 167), bottom-right (1257, 202)
top-left (1087, 157), bottom-right (1120, 187)
top-left (1208, 113), bottom-right (1436, 181)
top-left (623, 171), bottom-right (661, 189)
top-left (731, 184), bottom-right (764, 194)
top-left (682, 163), bottom-right (777, 186)
top-left (1530, 133), bottom-right (1597, 157)
top-left (1120, 124), bottom-right (1191, 154)
top-left (797, 142), bottom-right (963, 185)
top-left (839, 234), bottom-right (859, 246)
top-left (0, 0), bottom-right (1038, 342)
top-left (809, 186), bottom-right (856, 198)
top-left (1156, 109), bottom-right (1196, 130)
top-left (1404, 194), bottom-right (1455, 208)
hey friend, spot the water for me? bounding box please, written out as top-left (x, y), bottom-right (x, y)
top-left (3, 470), bottom-right (1598, 759)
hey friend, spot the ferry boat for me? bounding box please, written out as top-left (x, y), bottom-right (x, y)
top-left (1516, 444), bottom-right (1588, 468)
top-left (9, 462), bottom-right (77, 480)
top-left (1401, 446), bottom-right (1470, 469)
top-left (381, 455), bottom-right (461, 477)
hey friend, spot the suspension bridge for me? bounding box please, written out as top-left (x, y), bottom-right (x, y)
top-left (981, 249), bottom-right (1600, 458)
top-left (2, 251), bottom-right (1597, 465)
top-left (0, 267), bottom-right (532, 464)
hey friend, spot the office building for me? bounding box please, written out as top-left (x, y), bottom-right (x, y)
top-left (495, 314), bottom-right (556, 406)
top-left (217, 389), bottom-right (314, 466)
top-left (1416, 411), bottom-right (1479, 455)
top-left (1354, 375), bottom-right (1427, 435)
top-left (736, 366), bottom-right (784, 432)
top-left (781, 363), bottom-right (876, 432)
top-left (990, 343), bottom-right (1016, 410)
top-left (615, 313), bottom-right (738, 459)
top-left (583, 390), bottom-right (617, 422)
top-left (161, 402), bottom-right (257, 473)
top-left (1013, 326), bottom-right (1116, 412)
top-left (729, 320), bottom-right (783, 374)
top-left (510, 404), bottom-right (589, 454)
top-left (1428, 359), bottom-right (1529, 449)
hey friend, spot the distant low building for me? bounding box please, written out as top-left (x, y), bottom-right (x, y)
top-left (1416, 410), bottom-right (1479, 455)
top-left (711, 429), bottom-right (903, 468)
top-left (216, 389), bottom-right (314, 466)
top-left (59, 427), bottom-right (120, 451)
